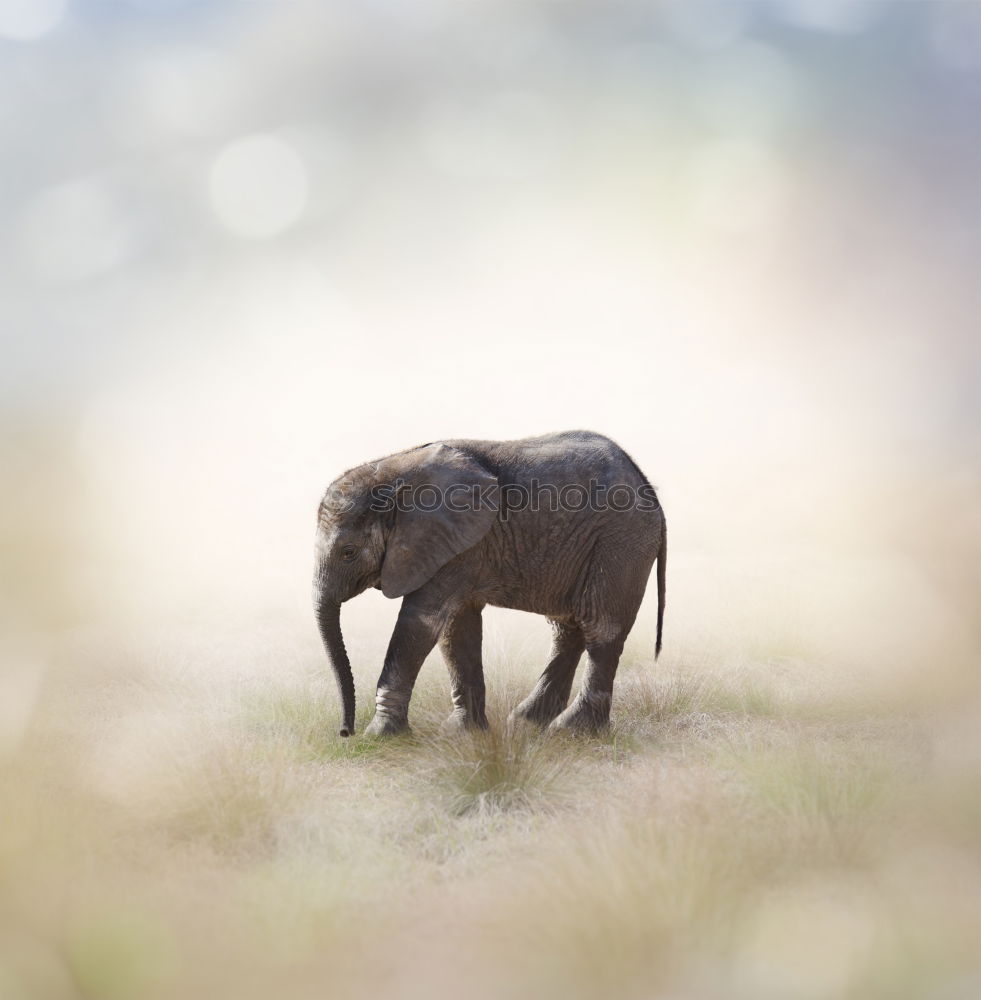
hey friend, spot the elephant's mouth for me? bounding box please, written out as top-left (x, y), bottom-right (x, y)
top-left (352, 569), bottom-right (382, 598)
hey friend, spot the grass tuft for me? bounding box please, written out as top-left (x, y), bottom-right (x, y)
top-left (419, 721), bottom-right (586, 816)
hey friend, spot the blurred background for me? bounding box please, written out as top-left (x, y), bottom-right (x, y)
top-left (4, 5), bottom-right (981, 1000)
top-left (3, 0), bottom-right (981, 716)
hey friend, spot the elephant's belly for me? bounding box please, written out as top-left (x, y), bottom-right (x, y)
top-left (474, 515), bottom-right (615, 619)
top-left (482, 582), bottom-right (578, 620)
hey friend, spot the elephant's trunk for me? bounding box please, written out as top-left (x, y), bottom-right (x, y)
top-left (315, 594), bottom-right (356, 737)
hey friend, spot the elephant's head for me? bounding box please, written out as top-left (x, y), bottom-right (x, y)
top-left (313, 443), bottom-right (499, 736)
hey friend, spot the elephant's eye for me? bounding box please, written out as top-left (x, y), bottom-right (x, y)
top-left (340, 544), bottom-right (359, 562)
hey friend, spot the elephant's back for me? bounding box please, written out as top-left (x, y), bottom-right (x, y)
top-left (445, 429), bottom-right (653, 492)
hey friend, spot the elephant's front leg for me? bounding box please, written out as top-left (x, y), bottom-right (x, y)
top-left (439, 604), bottom-right (488, 732)
top-left (364, 598), bottom-right (441, 737)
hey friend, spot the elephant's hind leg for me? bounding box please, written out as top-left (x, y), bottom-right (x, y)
top-left (439, 605), bottom-right (488, 731)
top-left (549, 632), bottom-right (626, 735)
top-left (510, 620), bottom-right (585, 727)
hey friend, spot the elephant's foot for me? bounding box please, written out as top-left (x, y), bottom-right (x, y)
top-left (364, 686), bottom-right (411, 737)
top-left (363, 712), bottom-right (409, 738)
top-left (441, 709), bottom-right (489, 734)
top-left (509, 697), bottom-right (560, 729)
top-left (548, 692), bottom-right (611, 736)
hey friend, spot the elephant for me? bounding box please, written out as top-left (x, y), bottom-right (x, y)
top-left (313, 429), bottom-right (666, 738)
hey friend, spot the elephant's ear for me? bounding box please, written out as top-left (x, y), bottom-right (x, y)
top-left (378, 444), bottom-right (499, 599)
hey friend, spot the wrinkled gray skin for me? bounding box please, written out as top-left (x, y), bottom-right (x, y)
top-left (313, 430), bottom-right (666, 738)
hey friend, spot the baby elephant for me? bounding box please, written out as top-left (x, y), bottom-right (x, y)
top-left (313, 430), bottom-right (666, 737)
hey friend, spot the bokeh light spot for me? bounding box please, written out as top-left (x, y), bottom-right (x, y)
top-left (140, 47), bottom-right (237, 136)
top-left (0, 0), bottom-right (66, 40)
top-left (209, 134), bottom-right (309, 240)
top-left (775, 0), bottom-right (882, 36)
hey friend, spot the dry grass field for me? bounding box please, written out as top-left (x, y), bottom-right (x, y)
top-left (3, 603), bottom-right (979, 1000)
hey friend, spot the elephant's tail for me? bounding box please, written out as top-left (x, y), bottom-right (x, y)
top-left (655, 521), bottom-right (666, 660)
